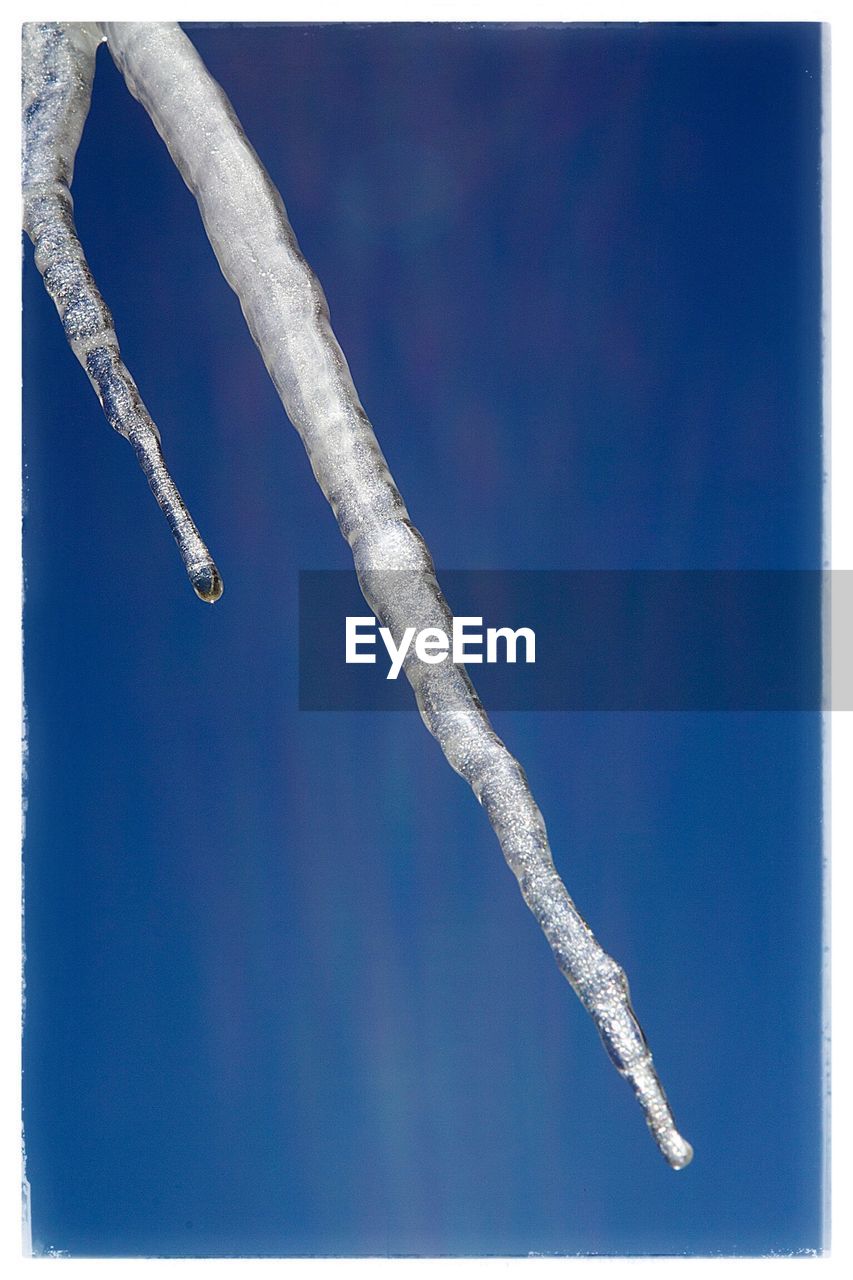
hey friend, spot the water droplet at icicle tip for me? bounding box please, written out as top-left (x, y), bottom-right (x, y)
top-left (189, 560), bottom-right (224, 603)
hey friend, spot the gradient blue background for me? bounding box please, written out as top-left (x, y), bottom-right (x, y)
top-left (22, 23), bottom-right (824, 1256)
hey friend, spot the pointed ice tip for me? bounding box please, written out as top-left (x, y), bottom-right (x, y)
top-left (189, 561), bottom-right (224, 603)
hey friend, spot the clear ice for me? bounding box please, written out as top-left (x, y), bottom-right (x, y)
top-left (23, 20), bottom-right (692, 1169)
top-left (21, 22), bottom-right (223, 602)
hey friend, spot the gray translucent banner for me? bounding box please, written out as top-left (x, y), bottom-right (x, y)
top-left (298, 570), bottom-right (841, 711)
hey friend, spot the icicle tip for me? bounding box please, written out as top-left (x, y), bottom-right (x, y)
top-left (188, 560), bottom-right (224, 603)
top-left (662, 1131), bottom-right (693, 1170)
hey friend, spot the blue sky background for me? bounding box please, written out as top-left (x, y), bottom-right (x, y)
top-left (22, 23), bottom-right (823, 1256)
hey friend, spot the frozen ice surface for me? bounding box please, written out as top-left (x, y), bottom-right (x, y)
top-left (24, 18), bottom-right (692, 1169)
top-left (21, 22), bottom-right (223, 602)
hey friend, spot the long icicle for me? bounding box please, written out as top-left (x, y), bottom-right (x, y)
top-left (102, 20), bottom-right (691, 1167)
top-left (21, 22), bottom-right (223, 603)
